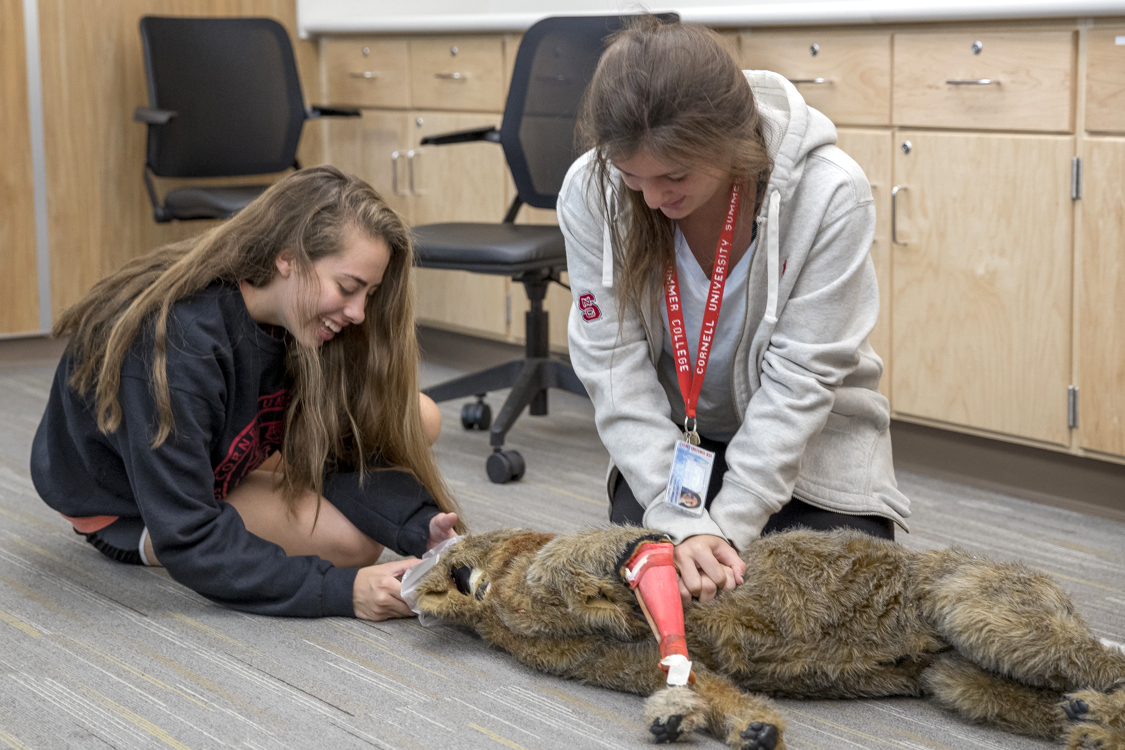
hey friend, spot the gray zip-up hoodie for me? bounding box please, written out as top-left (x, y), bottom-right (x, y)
top-left (559, 70), bottom-right (910, 552)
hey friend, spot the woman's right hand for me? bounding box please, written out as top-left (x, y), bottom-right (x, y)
top-left (673, 534), bottom-right (746, 604)
top-left (353, 558), bottom-right (421, 621)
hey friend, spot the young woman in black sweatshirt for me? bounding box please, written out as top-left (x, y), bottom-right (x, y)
top-left (31, 166), bottom-right (460, 620)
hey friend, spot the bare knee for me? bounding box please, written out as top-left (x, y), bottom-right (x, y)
top-left (419, 393), bottom-right (442, 445)
top-left (299, 496), bottom-right (385, 568)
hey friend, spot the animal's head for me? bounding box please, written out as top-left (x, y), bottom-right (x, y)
top-left (408, 526), bottom-right (666, 642)
top-left (406, 528), bottom-right (554, 629)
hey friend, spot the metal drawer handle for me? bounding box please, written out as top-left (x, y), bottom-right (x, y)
top-left (435, 72), bottom-right (466, 80)
top-left (348, 71), bottom-right (381, 79)
top-left (407, 149), bottom-right (417, 195)
top-left (789, 78), bottom-right (832, 85)
top-left (891, 185), bottom-right (908, 246)
top-left (391, 151), bottom-right (404, 196)
top-left (946, 78), bottom-right (999, 86)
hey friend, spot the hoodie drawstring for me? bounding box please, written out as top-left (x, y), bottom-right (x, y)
top-left (764, 189), bottom-right (781, 325)
top-left (601, 190), bottom-right (617, 288)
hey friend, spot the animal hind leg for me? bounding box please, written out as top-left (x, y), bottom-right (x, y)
top-left (919, 552), bottom-right (1125, 691)
top-left (921, 651), bottom-right (1067, 739)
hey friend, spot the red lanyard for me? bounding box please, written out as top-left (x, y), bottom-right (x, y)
top-left (664, 183), bottom-right (741, 435)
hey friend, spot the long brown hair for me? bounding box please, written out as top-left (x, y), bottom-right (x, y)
top-left (54, 166), bottom-right (458, 520)
top-left (576, 16), bottom-right (773, 319)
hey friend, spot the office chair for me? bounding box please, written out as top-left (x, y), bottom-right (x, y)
top-left (134, 16), bottom-right (359, 223)
top-left (414, 15), bottom-right (673, 484)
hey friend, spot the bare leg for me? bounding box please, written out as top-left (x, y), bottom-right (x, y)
top-left (420, 392), bottom-right (442, 445)
top-left (143, 470), bottom-right (384, 568)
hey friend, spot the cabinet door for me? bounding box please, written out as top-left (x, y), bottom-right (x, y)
top-left (1086, 26), bottom-right (1125, 134)
top-left (1, 0), bottom-right (40, 333)
top-left (323, 110), bottom-right (412, 221)
top-left (890, 132), bottom-right (1073, 445)
top-left (835, 129), bottom-right (892, 401)
top-left (1077, 137), bottom-right (1125, 456)
top-left (410, 112), bottom-right (510, 340)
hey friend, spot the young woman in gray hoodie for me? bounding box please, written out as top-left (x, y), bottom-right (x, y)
top-left (559, 18), bottom-right (911, 605)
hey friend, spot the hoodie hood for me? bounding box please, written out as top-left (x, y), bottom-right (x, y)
top-left (599, 71), bottom-right (839, 325)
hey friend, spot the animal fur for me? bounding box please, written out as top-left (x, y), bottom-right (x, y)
top-left (410, 526), bottom-right (1125, 750)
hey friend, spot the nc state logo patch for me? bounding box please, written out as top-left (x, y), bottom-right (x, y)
top-left (578, 292), bottom-right (601, 322)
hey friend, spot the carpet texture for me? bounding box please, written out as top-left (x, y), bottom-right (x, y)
top-left (0, 329), bottom-right (1121, 750)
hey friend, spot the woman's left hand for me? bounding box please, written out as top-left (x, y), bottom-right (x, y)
top-left (427, 512), bottom-right (459, 550)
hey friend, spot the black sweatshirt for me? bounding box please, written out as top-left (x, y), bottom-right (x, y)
top-left (30, 283), bottom-right (439, 617)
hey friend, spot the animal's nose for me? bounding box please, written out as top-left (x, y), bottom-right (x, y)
top-left (451, 566), bottom-right (473, 595)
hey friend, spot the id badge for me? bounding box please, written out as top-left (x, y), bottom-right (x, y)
top-left (663, 440), bottom-right (715, 517)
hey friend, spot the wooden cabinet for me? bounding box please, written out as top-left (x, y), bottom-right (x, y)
top-left (741, 30), bottom-right (892, 126)
top-left (835, 129), bottom-right (892, 400)
top-left (890, 132), bottom-right (1074, 445)
top-left (0, 0), bottom-right (40, 334)
top-left (1086, 26), bottom-right (1125, 134)
top-left (1076, 137), bottom-right (1125, 456)
top-left (320, 19), bottom-right (1125, 465)
top-left (893, 31), bottom-right (1076, 133)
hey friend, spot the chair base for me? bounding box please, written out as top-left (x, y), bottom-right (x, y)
top-left (423, 356), bottom-right (587, 452)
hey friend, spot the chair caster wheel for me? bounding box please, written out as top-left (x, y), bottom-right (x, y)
top-left (486, 450), bottom-right (525, 484)
top-left (461, 401), bottom-right (491, 430)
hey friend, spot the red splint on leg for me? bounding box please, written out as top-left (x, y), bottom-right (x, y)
top-left (624, 541), bottom-right (693, 685)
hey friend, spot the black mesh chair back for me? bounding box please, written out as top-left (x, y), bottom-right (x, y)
top-left (139, 16), bottom-right (305, 178)
top-left (501, 15), bottom-right (630, 209)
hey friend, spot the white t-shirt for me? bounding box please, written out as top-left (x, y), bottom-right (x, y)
top-left (658, 226), bottom-right (755, 443)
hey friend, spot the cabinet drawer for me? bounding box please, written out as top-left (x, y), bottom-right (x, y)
top-left (742, 30), bottom-right (891, 126)
top-left (1086, 26), bottom-right (1125, 133)
top-left (893, 31), bottom-right (1075, 132)
top-left (410, 36), bottom-right (505, 112)
top-left (322, 38), bottom-right (409, 109)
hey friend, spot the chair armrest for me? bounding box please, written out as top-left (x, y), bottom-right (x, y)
top-left (419, 126), bottom-right (501, 146)
top-left (306, 105), bottom-right (361, 119)
top-left (134, 106), bottom-right (177, 125)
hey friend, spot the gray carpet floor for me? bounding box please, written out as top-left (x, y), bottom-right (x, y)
top-left (0, 328), bottom-right (1122, 750)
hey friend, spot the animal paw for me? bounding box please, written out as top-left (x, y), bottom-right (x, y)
top-left (650, 715), bottom-right (683, 744)
top-left (738, 721), bottom-right (780, 750)
top-left (1062, 689), bottom-right (1125, 750)
top-left (644, 686), bottom-right (706, 744)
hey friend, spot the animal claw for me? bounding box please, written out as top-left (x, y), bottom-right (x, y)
top-left (1064, 698), bottom-right (1091, 722)
top-left (739, 721), bottom-right (779, 750)
top-left (649, 714), bottom-right (683, 744)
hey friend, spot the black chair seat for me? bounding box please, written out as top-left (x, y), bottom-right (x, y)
top-left (412, 223), bottom-right (566, 274)
top-left (163, 185), bottom-right (270, 221)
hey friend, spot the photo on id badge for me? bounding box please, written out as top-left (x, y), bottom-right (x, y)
top-left (665, 441), bottom-right (714, 517)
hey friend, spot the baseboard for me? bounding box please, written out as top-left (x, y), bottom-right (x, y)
top-left (891, 420), bottom-right (1125, 523)
top-left (0, 334), bottom-right (67, 369)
